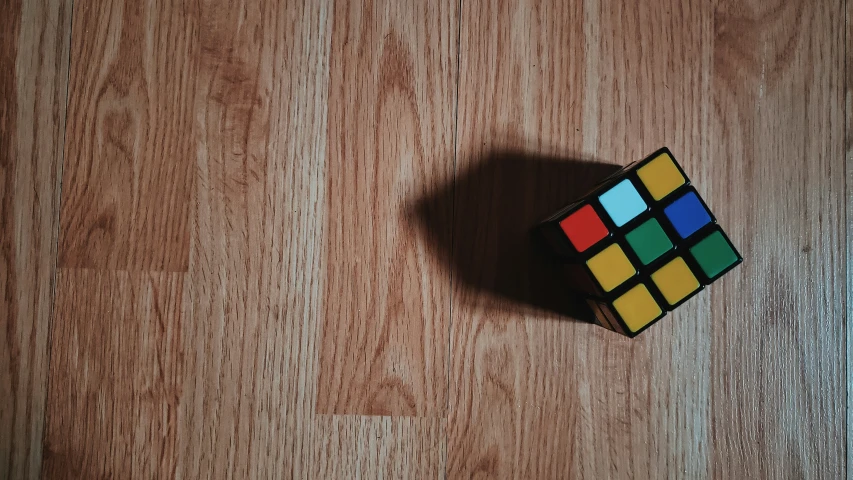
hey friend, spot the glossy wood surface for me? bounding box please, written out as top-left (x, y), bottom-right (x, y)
top-left (1, 0), bottom-right (848, 478)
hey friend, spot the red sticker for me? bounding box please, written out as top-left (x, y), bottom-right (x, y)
top-left (559, 204), bottom-right (608, 252)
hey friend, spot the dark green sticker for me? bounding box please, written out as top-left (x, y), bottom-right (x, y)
top-left (625, 219), bottom-right (673, 265)
top-left (690, 231), bottom-right (738, 279)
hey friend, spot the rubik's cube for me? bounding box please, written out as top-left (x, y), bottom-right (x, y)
top-left (539, 148), bottom-right (742, 337)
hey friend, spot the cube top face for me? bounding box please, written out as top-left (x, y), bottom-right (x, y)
top-left (542, 148), bottom-right (742, 337)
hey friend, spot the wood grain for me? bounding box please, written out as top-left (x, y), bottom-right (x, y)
top-left (449, 0), bottom-right (847, 478)
top-left (43, 270), bottom-right (184, 478)
top-left (574, 2), bottom-right (717, 477)
top-left (310, 415), bottom-right (445, 479)
top-left (446, 1), bottom-right (589, 478)
top-left (709, 1), bottom-right (846, 477)
top-left (57, 0), bottom-right (197, 272)
top-left (34, 0), bottom-right (850, 477)
top-left (175, 1), bottom-right (333, 477)
top-left (0, 0), bottom-right (70, 478)
top-left (847, 0), bottom-right (852, 475)
top-left (316, 0), bottom-right (457, 417)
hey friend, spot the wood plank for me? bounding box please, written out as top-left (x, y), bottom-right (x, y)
top-left (446, 1), bottom-right (591, 478)
top-left (57, 0), bottom-right (197, 272)
top-left (43, 270), bottom-right (184, 478)
top-left (847, 0), bottom-right (852, 474)
top-left (176, 2), bottom-right (333, 478)
top-left (709, 0), bottom-right (846, 477)
top-left (0, 0), bottom-right (71, 478)
top-left (40, 0), bottom-right (848, 476)
top-left (316, 0), bottom-right (457, 417)
top-left (310, 416), bottom-right (445, 479)
top-left (575, 2), bottom-right (716, 478)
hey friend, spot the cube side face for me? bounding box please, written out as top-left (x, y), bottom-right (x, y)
top-left (542, 148), bottom-right (742, 337)
top-left (587, 299), bottom-right (628, 336)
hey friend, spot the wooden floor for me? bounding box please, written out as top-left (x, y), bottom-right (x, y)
top-left (1, 0), bottom-right (850, 478)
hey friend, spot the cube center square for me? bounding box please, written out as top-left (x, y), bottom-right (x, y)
top-left (598, 179), bottom-right (647, 227)
top-left (586, 243), bottom-right (636, 292)
top-left (664, 191), bottom-right (712, 239)
top-left (690, 230), bottom-right (739, 279)
top-left (559, 204), bottom-right (609, 252)
top-left (613, 284), bottom-right (663, 332)
top-left (651, 257), bottom-right (700, 306)
top-left (637, 152), bottom-right (685, 200)
top-left (625, 218), bottom-right (673, 265)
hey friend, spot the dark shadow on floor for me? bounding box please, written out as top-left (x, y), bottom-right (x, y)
top-left (410, 150), bottom-right (622, 322)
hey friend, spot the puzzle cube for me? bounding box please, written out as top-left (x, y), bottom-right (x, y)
top-left (539, 148), bottom-right (742, 337)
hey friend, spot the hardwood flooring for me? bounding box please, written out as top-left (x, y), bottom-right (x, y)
top-left (1, 0), bottom-right (71, 478)
top-left (1, 0), bottom-right (848, 478)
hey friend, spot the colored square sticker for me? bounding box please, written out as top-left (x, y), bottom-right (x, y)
top-left (559, 204), bottom-right (609, 252)
top-left (599, 179), bottom-right (648, 227)
top-left (651, 257), bottom-right (700, 306)
top-left (637, 152), bottom-right (686, 200)
top-left (613, 284), bottom-right (663, 332)
top-left (586, 243), bottom-right (637, 292)
top-left (664, 191), bottom-right (712, 239)
top-left (690, 230), bottom-right (739, 279)
top-left (625, 218), bottom-right (673, 265)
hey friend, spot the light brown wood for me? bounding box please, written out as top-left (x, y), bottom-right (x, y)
top-left (310, 415), bottom-right (445, 479)
top-left (845, 0), bottom-right (852, 476)
top-left (0, 0), bottom-right (71, 478)
top-left (446, 1), bottom-right (725, 477)
top-left (316, 0), bottom-right (457, 418)
top-left (175, 1), bottom-right (332, 477)
top-left (446, 1), bottom-right (589, 478)
top-left (43, 270), bottom-right (184, 478)
top-left (710, 1), bottom-right (846, 477)
top-left (57, 0), bottom-right (196, 272)
top-left (43, 2), bottom-right (196, 476)
top-left (21, 0), bottom-right (850, 477)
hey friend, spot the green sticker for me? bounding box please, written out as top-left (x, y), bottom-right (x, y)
top-left (625, 219), bottom-right (673, 265)
top-left (690, 231), bottom-right (738, 279)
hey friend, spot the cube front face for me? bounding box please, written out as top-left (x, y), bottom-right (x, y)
top-left (540, 148), bottom-right (742, 337)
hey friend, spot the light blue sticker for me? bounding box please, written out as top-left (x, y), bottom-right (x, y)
top-left (598, 179), bottom-right (647, 227)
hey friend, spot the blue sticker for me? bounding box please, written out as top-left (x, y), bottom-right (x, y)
top-left (664, 191), bottom-right (712, 238)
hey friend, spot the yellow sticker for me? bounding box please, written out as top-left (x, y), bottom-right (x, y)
top-left (651, 257), bottom-right (700, 305)
top-left (637, 152), bottom-right (686, 201)
top-left (613, 284), bottom-right (662, 332)
top-left (586, 244), bottom-right (636, 292)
